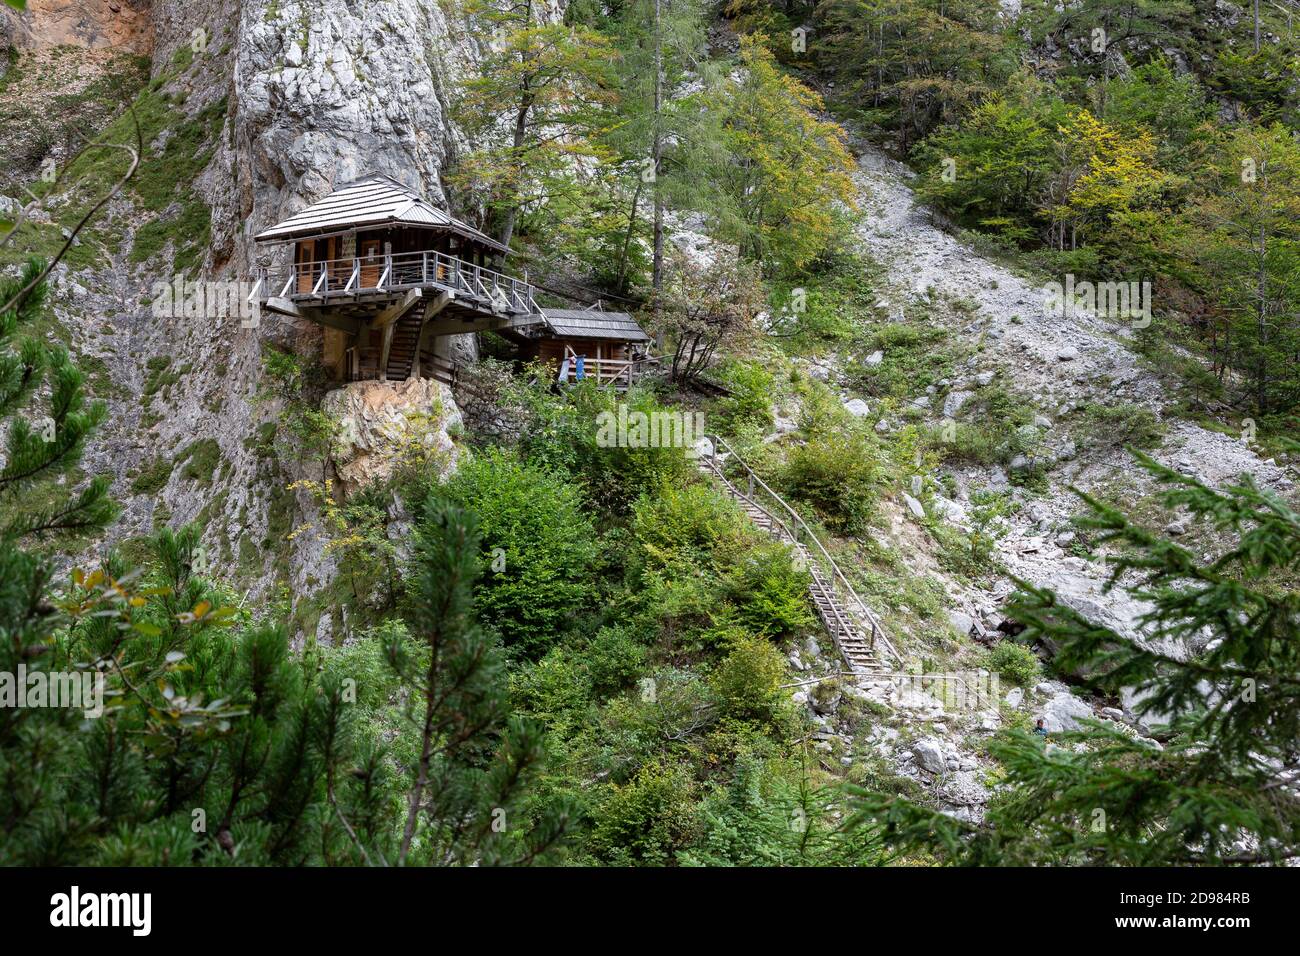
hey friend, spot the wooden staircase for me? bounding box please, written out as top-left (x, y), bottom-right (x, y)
top-left (695, 437), bottom-right (899, 676)
top-left (383, 311), bottom-right (424, 380)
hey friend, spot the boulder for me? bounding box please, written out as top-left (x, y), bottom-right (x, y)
top-left (843, 398), bottom-right (871, 417)
top-left (948, 609), bottom-right (975, 637)
top-left (322, 378), bottom-right (461, 494)
top-left (943, 390), bottom-right (973, 418)
top-left (1040, 692), bottom-right (1093, 732)
top-left (911, 738), bottom-right (946, 774)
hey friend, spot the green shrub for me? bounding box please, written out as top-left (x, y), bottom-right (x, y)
top-left (631, 481), bottom-right (753, 578)
top-left (628, 482), bottom-right (757, 649)
top-left (130, 456), bottom-right (172, 494)
top-left (710, 634), bottom-right (788, 723)
top-left (1074, 401), bottom-right (1165, 451)
top-left (589, 763), bottom-right (698, 865)
top-left (781, 428), bottom-right (883, 534)
top-left (583, 624), bottom-right (648, 697)
top-left (508, 647), bottom-right (595, 734)
top-left (178, 437), bottom-right (221, 486)
top-left (725, 542), bottom-right (815, 638)
top-left (437, 447), bottom-right (597, 658)
top-left (510, 377), bottom-right (694, 517)
top-left (985, 640), bottom-right (1041, 687)
top-left (714, 360), bottom-right (775, 434)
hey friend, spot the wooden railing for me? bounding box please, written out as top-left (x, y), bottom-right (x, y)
top-left (701, 434), bottom-right (901, 670)
top-left (260, 249), bottom-right (540, 315)
top-left (556, 356), bottom-right (657, 390)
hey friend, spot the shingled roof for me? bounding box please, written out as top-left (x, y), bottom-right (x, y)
top-left (253, 174), bottom-right (508, 252)
top-left (542, 308), bottom-right (651, 342)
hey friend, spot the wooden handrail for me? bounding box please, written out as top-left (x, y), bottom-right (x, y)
top-left (258, 248), bottom-right (541, 314)
top-left (703, 434), bottom-right (901, 669)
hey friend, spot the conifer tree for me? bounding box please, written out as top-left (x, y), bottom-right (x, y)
top-left (392, 496), bottom-right (570, 865)
top-left (0, 261), bottom-right (114, 544)
top-left (847, 449), bottom-right (1300, 865)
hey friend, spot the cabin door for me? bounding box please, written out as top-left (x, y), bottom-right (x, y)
top-left (296, 242), bottom-right (315, 294)
top-left (360, 239), bottom-right (382, 289)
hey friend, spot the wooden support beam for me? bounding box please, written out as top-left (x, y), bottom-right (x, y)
top-left (371, 288), bottom-right (423, 331)
top-left (410, 292), bottom-right (454, 379)
top-left (378, 321), bottom-right (397, 382)
top-left (265, 297), bottom-right (359, 334)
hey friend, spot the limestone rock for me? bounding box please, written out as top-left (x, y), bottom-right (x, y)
top-left (911, 738), bottom-right (946, 774)
top-left (322, 377), bottom-right (461, 493)
top-left (1040, 692), bottom-right (1093, 732)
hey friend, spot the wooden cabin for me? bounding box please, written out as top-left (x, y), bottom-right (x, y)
top-left (518, 307), bottom-right (653, 391)
top-left (253, 175), bottom-right (545, 382)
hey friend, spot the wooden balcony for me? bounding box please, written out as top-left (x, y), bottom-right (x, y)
top-left (254, 249), bottom-right (545, 336)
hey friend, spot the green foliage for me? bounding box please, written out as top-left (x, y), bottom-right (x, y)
top-left (780, 416), bottom-right (884, 535)
top-left (1073, 401), bottom-right (1165, 452)
top-left (255, 345), bottom-right (338, 477)
top-left (847, 319), bottom-right (957, 401)
top-left (178, 437), bottom-right (221, 486)
top-left (818, 0), bottom-right (1013, 148)
top-left (1180, 123), bottom-right (1300, 417)
top-left (583, 624), bottom-right (649, 698)
top-left (713, 359), bottom-right (775, 434)
top-left (389, 497), bottom-right (571, 864)
top-left (19, 56), bottom-right (225, 273)
top-left (0, 263), bottom-right (115, 545)
top-left (437, 447), bottom-right (598, 658)
top-left (621, 478), bottom-right (814, 663)
top-left (452, 0), bottom-right (619, 251)
top-left (700, 35), bottom-right (857, 271)
top-left (913, 85), bottom-right (1064, 239)
top-left (984, 640), bottom-right (1041, 687)
top-left (2, 524), bottom-right (377, 865)
top-left (767, 252), bottom-right (879, 349)
top-left (589, 762), bottom-right (697, 865)
top-left (130, 455), bottom-right (173, 494)
top-left (510, 377), bottom-right (693, 517)
top-left (709, 633), bottom-right (787, 723)
top-left (681, 756), bottom-right (886, 866)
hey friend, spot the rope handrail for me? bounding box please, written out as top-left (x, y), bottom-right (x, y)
top-left (704, 434), bottom-right (902, 669)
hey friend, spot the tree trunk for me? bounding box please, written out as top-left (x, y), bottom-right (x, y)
top-left (615, 175), bottom-right (645, 292)
top-left (651, 0), bottom-right (665, 307)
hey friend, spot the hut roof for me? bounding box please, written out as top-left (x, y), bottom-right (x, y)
top-left (542, 308), bottom-right (651, 342)
top-left (253, 174), bottom-right (508, 252)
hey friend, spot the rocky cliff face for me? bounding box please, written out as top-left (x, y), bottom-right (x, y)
top-left (1, 0), bottom-right (524, 636)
